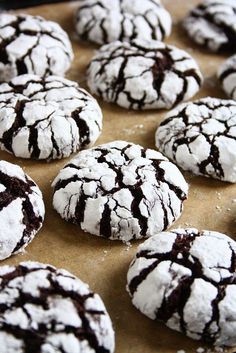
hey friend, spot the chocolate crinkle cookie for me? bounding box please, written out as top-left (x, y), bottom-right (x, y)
top-left (155, 97), bottom-right (236, 183)
top-left (218, 54), bottom-right (236, 99)
top-left (0, 74), bottom-right (102, 160)
top-left (183, 0), bottom-right (236, 52)
top-left (0, 261), bottom-right (115, 353)
top-left (127, 228), bottom-right (236, 346)
top-left (52, 141), bottom-right (188, 242)
top-left (0, 160), bottom-right (44, 260)
top-left (75, 0), bottom-right (172, 45)
top-left (0, 13), bottom-right (73, 81)
top-left (87, 39), bottom-right (203, 110)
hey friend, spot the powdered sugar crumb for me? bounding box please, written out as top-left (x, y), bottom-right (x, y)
top-left (196, 348), bottom-right (205, 353)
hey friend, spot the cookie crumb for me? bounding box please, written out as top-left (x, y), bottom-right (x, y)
top-left (125, 242), bottom-right (132, 251)
top-left (196, 348), bottom-right (205, 353)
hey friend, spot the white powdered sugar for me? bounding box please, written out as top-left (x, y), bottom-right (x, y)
top-left (52, 140), bottom-right (188, 242)
top-left (155, 97), bottom-right (236, 183)
top-left (127, 228), bottom-right (236, 346)
top-left (75, 0), bottom-right (171, 44)
top-left (183, 0), bottom-right (236, 52)
top-left (0, 13), bottom-right (73, 80)
top-left (0, 160), bottom-right (45, 260)
top-left (0, 74), bottom-right (102, 160)
top-left (218, 54), bottom-right (236, 100)
top-left (87, 39), bottom-right (203, 110)
top-left (0, 261), bottom-right (115, 353)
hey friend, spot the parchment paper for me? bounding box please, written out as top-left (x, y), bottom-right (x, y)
top-left (2, 1), bottom-right (236, 352)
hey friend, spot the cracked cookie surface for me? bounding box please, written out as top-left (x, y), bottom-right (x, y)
top-left (155, 97), bottom-right (236, 183)
top-left (0, 13), bottom-right (73, 81)
top-left (52, 141), bottom-right (188, 242)
top-left (127, 228), bottom-right (236, 346)
top-left (75, 0), bottom-right (171, 45)
top-left (0, 74), bottom-right (102, 160)
top-left (0, 261), bottom-right (115, 353)
top-left (218, 54), bottom-right (236, 99)
top-left (0, 161), bottom-right (44, 260)
top-left (183, 0), bottom-right (236, 52)
top-left (87, 39), bottom-right (202, 110)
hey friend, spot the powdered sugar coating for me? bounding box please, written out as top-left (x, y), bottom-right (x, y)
top-left (183, 0), bottom-right (236, 52)
top-left (127, 228), bottom-right (236, 346)
top-left (87, 39), bottom-right (202, 110)
top-left (218, 54), bottom-right (236, 99)
top-left (75, 0), bottom-right (171, 45)
top-left (0, 74), bottom-right (102, 160)
top-left (52, 140), bottom-right (188, 242)
top-left (0, 13), bottom-right (73, 81)
top-left (0, 261), bottom-right (115, 353)
top-left (0, 161), bottom-right (44, 260)
top-left (155, 97), bottom-right (236, 183)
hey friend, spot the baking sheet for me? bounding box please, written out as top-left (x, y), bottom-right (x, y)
top-left (2, 1), bottom-right (236, 352)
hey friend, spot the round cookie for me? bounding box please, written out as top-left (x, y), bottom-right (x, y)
top-left (0, 160), bottom-right (44, 260)
top-left (0, 261), bottom-right (115, 353)
top-left (127, 228), bottom-right (236, 346)
top-left (75, 0), bottom-right (171, 45)
top-left (155, 97), bottom-right (236, 183)
top-left (218, 54), bottom-right (236, 99)
top-left (52, 141), bottom-right (188, 242)
top-left (0, 13), bottom-right (73, 81)
top-left (183, 0), bottom-right (236, 52)
top-left (87, 39), bottom-right (203, 110)
top-left (0, 74), bottom-right (102, 160)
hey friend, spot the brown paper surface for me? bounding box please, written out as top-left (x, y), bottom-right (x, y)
top-left (2, 1), bottom-right (236, 352)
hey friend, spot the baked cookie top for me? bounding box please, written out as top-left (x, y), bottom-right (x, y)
top-left (0, 160), bottom-right (44, 260)
top-left (87, 39), bottom-right (203, 110)
top-left (218, 54), bottom-right (236, 99)
top-left (183, 0), bottom-right (236, 52)
top-left (155, 97), bottom-right (236, 183)
top-left (0, 261), bottom-right (115, 353)
top-left (127, 228), bottom-right (236, 346)
top-left (0, 74), bottom-right (102, 160)
top-left (52, 140), bottom-right (188, 242)
top-left (75, 0), bottom-right (171, 45)
top-left (0, 13), bottom-right (73, 80)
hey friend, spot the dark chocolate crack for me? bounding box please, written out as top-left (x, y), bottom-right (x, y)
top-left (185, 1), bottom-right (236, 52)
top-left (0, 14), bottom-right (72, 78)
top-left (0, 76), bottom-right (101, 160)
top-left (53, 142), bottom-right (187, 240)
top-left (76, 0), bottom-right (170, 44)
top-left (157, 98), bottom-right (236, 180)
top-left (0, 263), bottom-right (111, 353)
top-left (0, 166), bottom-right (43, 254)
top-left (128, 229), bottom-right (236, 344)
top-left (218, 57), bottom-right (236, 98)
top-left (87, 40), bottom-right (202, 109)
